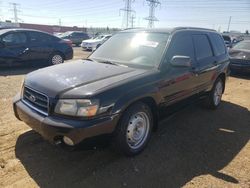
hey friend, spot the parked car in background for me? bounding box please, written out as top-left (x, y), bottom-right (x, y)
top-left (13, 27), bottom-right (229, 156)
top-left (81, 34), bottom-right (112, 51)
top-left (222, 35), bottom-right (233, 48)
top-left (0, 29), bottom-right (73, 66)
top-left (59, 31), bottom-right (89, 46)
top-left (229, 40), bottom-right (250, 73)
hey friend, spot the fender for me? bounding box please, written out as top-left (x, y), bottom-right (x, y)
top-left (111, 82), bottom-right (163, 115)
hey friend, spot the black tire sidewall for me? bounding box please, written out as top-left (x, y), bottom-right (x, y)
top-left (114, 102), bottom-right (153, 156)
top-left (207, 78), bottom-right (223, 109)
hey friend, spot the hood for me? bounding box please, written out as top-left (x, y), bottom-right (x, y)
top-left (82, 39), bottom-right (102, 43)
top-left (25, 60), bottom-right (148, 98)
top-left (229, 49), bottom-right (250, 60)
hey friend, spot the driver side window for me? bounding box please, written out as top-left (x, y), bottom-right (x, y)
top-left (165, 33), bottom-right (195, 65)
top-left (2, 33), bottom-right (27, 46)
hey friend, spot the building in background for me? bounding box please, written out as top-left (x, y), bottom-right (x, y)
top-left (0, 21), bottom-right (86, 34)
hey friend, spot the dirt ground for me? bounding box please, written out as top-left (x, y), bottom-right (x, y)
top-left (0, 47), bottom-right (249, 188)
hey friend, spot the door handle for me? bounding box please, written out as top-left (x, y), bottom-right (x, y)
top-left (23, 48), bottom-right (29, 53)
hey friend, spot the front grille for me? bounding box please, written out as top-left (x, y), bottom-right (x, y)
top-left (22, 86), bottom-right (49, 115)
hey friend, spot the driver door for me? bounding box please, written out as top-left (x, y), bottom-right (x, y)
top-left (159, 31), bottom-right (200, 105)
top-left (0, 32), bottom-right (29, 65)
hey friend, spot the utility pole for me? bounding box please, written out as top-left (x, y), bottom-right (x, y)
top-left (227, 16), bottom-right (231, 32)
top-left (120, 0), bottom-right (135, 29)
top-left (131, 15), bottom-right (136, 28)
top-left (9, 2), bottom-right (20, 23)
top-left (58, 18), bottom-right (62, 26)
top-left (144, 0), bottom-right (161, 28)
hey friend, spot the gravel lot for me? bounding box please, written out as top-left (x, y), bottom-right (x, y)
top-left (0, 47), bottom-right (249, 188)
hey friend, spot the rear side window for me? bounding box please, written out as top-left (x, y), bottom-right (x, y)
top-left (166, 34), bottom-right (195, 63)
top-left (210, 33), bottom-right (226, 56)
top-left (29, 32), bottom-right (58, 43)
top-left (193, 34), bottom-right (213, 60)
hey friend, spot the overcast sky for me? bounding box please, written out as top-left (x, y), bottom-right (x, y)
top-left (0, 0), bottom-right (250, 32)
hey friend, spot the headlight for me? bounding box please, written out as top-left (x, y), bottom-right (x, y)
top-left (54, 99), bottom-right (99, 117)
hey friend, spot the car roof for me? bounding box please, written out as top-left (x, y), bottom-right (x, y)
top-left (0, 28), bottom-right (51, 35)
top-left (121, 27), bottom-right (216, 34)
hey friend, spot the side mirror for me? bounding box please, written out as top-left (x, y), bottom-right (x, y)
top-left (170, 55), bottom-right (191, 67)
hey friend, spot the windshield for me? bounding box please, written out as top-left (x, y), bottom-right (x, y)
top-left (90, 32), bottom-right (169, 68)
top-left (60, 32), bottom-right (72, 37)
top-left (233, 41), bottom-right (250, 50)
top-left (94, 35), bottom-right (105, 40)
top-left (223, 36), bottom-right (231, 42)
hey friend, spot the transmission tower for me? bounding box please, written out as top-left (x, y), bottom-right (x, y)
top-left (120, 0), bottom-right (135, 28)
top-left (9, 2), bottom-right (21, 23)
top-left (144, 0), bottom-right (160, 28)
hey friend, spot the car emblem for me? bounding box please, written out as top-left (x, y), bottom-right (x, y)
top-left (29, 95), bottom-right (36, 102)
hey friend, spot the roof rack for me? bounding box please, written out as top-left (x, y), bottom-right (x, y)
top-left (174, 27), bottom-right (216, 32)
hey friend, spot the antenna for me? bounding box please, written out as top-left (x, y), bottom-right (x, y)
top-left (144, 0), bottom-right (161, 28)
top-left (120, 0), bottom-right (135, 28)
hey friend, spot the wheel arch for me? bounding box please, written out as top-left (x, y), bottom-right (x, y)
top-left (115, 96), bottom-right (159, 132)
top-left (217, 72), bottom-right (226, 93)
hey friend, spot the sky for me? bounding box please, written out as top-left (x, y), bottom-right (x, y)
top-left (0, 0), bottom-right (250, 32)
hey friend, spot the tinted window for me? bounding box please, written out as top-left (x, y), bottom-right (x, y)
top-left (90, 32), bottom-right (169, 68)
top-left (2, 32), bottom-right (27, 46)
top-left (233, 41), bottom-right (250, 50)
top-left (166, 33), bottom-right (195, 62)
top-left (210, 33), bottom-right (226, 56)
top-left (29, 32), bottom-right (58, 43)
top-left (193, 34), bottom-right (213, 60)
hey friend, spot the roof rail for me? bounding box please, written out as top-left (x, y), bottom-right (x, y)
top-left (174, 27), bottom-right (216, 32)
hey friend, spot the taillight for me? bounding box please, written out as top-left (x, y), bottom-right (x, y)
top-left (60, 39), bottom-right (72, 47)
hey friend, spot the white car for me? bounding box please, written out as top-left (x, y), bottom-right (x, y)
top-left (81, 34), bottom-right (112, 51)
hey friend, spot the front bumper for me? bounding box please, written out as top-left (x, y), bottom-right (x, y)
top-left (64, 48), bottom-right (74, 60)
top-left (230, 59), bottom-right (250, 73)
top-left (13, 96), bottom-right (119, 145)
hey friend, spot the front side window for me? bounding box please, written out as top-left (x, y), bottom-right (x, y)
top-left (193, 34), bottom-right (213, 60)
top-left (2, 32), bottom-right (27, 46)
top-left (165, 33), bottom-right (195, 63)
top-left (90, 32), bottom-right (169, 68)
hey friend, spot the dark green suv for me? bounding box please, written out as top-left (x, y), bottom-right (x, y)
top-left (13, 27), bottom-right (230, 156)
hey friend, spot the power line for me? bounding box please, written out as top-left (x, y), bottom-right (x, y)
top-left (144, 0), bottom-right (161, 28)
top-left (120, 0), bottom-right (135, 28)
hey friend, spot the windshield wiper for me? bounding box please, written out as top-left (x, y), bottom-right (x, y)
top-left (86, 58), bottom-right (128, 67)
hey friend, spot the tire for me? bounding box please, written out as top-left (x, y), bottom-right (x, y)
top-left (203, 78), bottom-right (224, 109)
top-left (49, 53), bottom-right (64, 65)
top-left (113, 102), bottom-right (153, 156)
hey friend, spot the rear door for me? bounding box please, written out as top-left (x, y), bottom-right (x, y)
top-left (26, 31), bottom-right (57, 61)
top-left (192, 33), bottom-right (217, 92)
top-left (0, 31), bottom-right (29, 64)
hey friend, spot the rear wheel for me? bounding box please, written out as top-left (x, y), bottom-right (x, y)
top-left (113, 102), bottom-right (153, 156)
top-left (203, 78), bottom-right (224, 109)
top-left (50, 53), bottom-right (64, 65)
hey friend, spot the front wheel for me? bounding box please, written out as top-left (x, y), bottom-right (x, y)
top-left (113, 102), bottom-right (153, 156)
top-left (203, 78), bottom-right (224, 109)
top-left (50, 53), bottom-right (64, 65)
